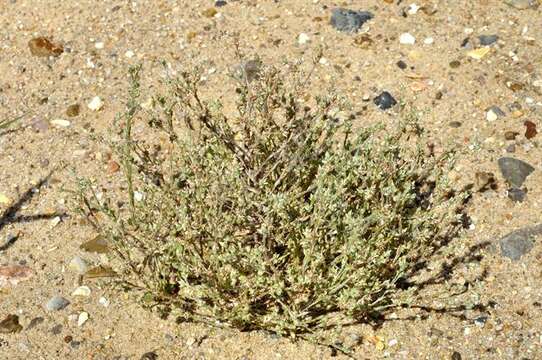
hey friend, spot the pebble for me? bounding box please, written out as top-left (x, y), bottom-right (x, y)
top-left (451, 351), bottom-right (462, 360)
top-left (95, 41), bottom-right (104, 49)
top-left (88, 96), bottom-right (104, 111)
top-left (485, 106), bottom-right (505, 122)
top-left (28, 37), bottom-right (63, 57)
top-left (374, 91), bottom-right (397, 110)
top-left (0, 264), bottom-right (33, 288)
top-left (0, 314), bottom-right (23, 334)
top-left (497, 157), bottom-right (534, 188)
top-left (77, 312), bottom-right (89, 327)
top-left (329, 8), bottom-right (373, 33)
top-left (72, 286), bottom-right (91, 297)
top-left (141, 351), bottom-right (158, 360)
top-left (26, 317), bottom-right (44, 331)
top-left (45, 296), bottom-right (70, 311)
top-left (298, 33), bottom-right (310, 45)
top-left (50, 119), bottom-right (71, 127)
top-left (467, 47), bottom-right (491, 60)
top-left (80, 235), bottom-right (110, 254)
top-left (125, 50), bottom-right (135, 58)
top-left (50, 324), bottom-right (63, 335)
top-left (449, 121), bottom-right (462, 128)
top-left (396, 60), bottom-right (407, 70)
top-left (215, 0), bottom-right (227, 7)
top-left (508, 188), bottom-right (526, 202)
top-left (499, 224), bottom-right (542, 260)
top-left (423, 37), bottom-right (434, 45)
top-left (478, 35), bottom-right (498, 46)
top-left (399, 32), bottom-right (416, 45)
top-left (66, 104), bottom-right (80, 117)
top-left (68, 256), bottom-right (88, 274)
top-left (474, 315), bottom-right (488, 328)
top-left (99, 296), bottom-right (110, 307)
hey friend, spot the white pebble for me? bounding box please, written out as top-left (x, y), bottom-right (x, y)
top-left (125, 50), bottom-right (135, 58)
top-left (99, 297), bottom-right (110, 307)
top-left (88, 96), bottom-right (104, 111)
top-left (423, 37), bottom-right (434, 45)
top-left (134, 191), bottom-right (144, 202)
top-left (298, 33), bottom-right (310, 45)
top-left (78, 312), bottom-right (89, 327)
top-left (408, 3), bottom-right (420, 14)
top-left (399, 33), bottom-right (416, 45)
top-left (486, 109), bottom-right (498, 122)
top-left (95, 42), bottom-right (104, 49)
top-left (72, 286), bottom-right (91, 297)
top-left (50, 119), bottom-right (71, 127)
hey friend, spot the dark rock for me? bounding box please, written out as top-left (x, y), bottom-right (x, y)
top-left (499, 224), bottom-right (542, 260)
top-left (478, 35), bottom-right (498, 46)
top-left (498, 157), bottom-right (535, 188)
top-left (26, 317), bottom-right (44, 331)
top-left (330, 8), bottom-right (373, 33)
top-left (141, 352), bottom-right (158, 360)
top-left (451, 351), bottom-right (462, 360)
top-left (506, 144), bottom-right (516, 153)
top-left (373, 91), bottom-right (397, 110)
top-left (50, 324), bottom-right (63, 335)
top-left (0, 315), bottom-right (23, 334)
top-left (232, 59), bottom-right (262, 82)
top-left (396, 60), bottom-right (407, 70)
top-left (449, 121), bottom-right (462, 128)
top-left (215, 0), bottom-right (227, 6)
top-left (508, 188), bottom-right (526, 202)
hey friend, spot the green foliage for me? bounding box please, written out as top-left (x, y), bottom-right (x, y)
top-left (75, 60), bottom-right (463, 338)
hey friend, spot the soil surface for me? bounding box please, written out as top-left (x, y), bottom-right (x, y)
top-left (1, 1), bottom-right (542, 359)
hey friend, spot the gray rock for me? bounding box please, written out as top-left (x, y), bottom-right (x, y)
top-left (141, 352), bottom-right (158, 360)
top-left (507, 188), bottom-right (526, 202)
top-left (499, 224), bottom-right (542, 260)
top-left (50, 324), bottom-right (63, 335)
top-left (497, 157), bottom-right (535, 188)
top-left (478, 35), bottom-right (498, 46)
top-left (45, 296), bottom-right (70, 311)
top-left (330, 8), bottom-right (373, 33)
top-left (232, 59), bottom-right (262, 82)
top-left (486, 105), bottom-right (506, 118)
top-left (374, 91), bottom-right (397, 110)
top-left (26, 317), bottom-right (44, 331)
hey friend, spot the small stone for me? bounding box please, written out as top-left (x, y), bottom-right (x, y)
top-left (498, 157), bottom-right (535, 188)
top-left (449, 121), bottom-right (462, 128)
top-left (95, 42), bottom-right (105, 49)
top-left (141, 352), bottom-right (158, 360)
top-left (125, 50), bottom-right (135, 58)
top-left (80, 235), bottom-right (110, 254)
top-left (353, 34), bottom-right (373, 49)
top-left (26, 317), bottom-right (44, 331)
top-left (88, 96), bottom-right (104, 111)
top-left (99, 297), bottom-right (110, 307)
top-left (524, 120), bottom-right (537, 139)
top-left (215, 0), bottom-right (227, 7)
top-left (506, 144), bottom-right (516, 153)
top-left (202, 8), bottom-right (217, 18)
top-left (504, 131), bottom-right (519, 141)
top-left (30, 117), bottom-right (49, 132)
top-left (298, 33), bottom-right (310, 45)
top-left (449, 60), bottom-right (461, 69)
top-left (399, 32), bottom-right (416, 45)
top-left (50, 119), bottom-right (71, 127)
top-left (374, 91), bottom-right (397, 110)
top-left (72, 286), bottom-right (91, 297)
top-left (396, 60), bottom-right (407, 70)
top-left (0, 315), bottom-right (23, 334)
top-left (478, 35), bottom-right (498, 46)
top-left (501, 224), bottom-right (542, 260)
top-left (508, 188), bottom-right (526, 202)
top-left (108, 160), bottom-right (120, 173)
top-left (45, 296), bottom-right (70, 311)
top-left (329, 8), bottom-right (373, 33)
top-left (0, 264), bottom-right (33, 288)
top-left (467, 47), bottom-right (491, 60)
top-left (423, 37), bottom-right (434, 45)
top-left (486, 106), bottom-right (505, 121)
top-left (77, 312), bottom-right (89, 327)
top-left (28, 37), bottom-right (63, 57)
top-left (68, 256), bottom-right (88, 274)
top-left (64, 335), bottom-right (73, 343)
top-left (50, 324), bottom-right (63, 335)
top-left (66, 104), bottom-right (80, 117)
top-left (451, 351), bottom-right (462, 360)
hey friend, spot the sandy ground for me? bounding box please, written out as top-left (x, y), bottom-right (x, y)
top-left (1, 0), bottom-right (542, 359)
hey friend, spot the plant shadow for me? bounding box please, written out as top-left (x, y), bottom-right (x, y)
top-left (0, 171), bottom-right (66, 251)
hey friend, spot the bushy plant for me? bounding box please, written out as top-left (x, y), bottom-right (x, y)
top-left (75, 58), bottom-right (462, 339)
